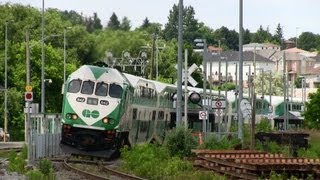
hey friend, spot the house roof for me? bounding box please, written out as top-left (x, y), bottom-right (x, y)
top-left (208, 51), bottom-right (274, 62)
top-left (256, 49), bottom-right (277, 59)
top-left (208, 45), bottom-right (223, 52)
top-left (284, 47), bottom-right (309, 53)
top-left (306, 66), bottom-right (320, 75)
top-left (243, 43), bottom-right (279, 48)
top-left (273, 111), bottom-right (304, 121)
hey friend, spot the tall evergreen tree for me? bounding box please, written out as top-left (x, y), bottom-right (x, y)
top-left (141, 17), bottom-right (150, 29)
top-left (162, 4), bottom-right (199, 43)
top-left (273, 23), bottom-right (283, 45)
top-left (93, 12), bottom-right (103, 30)
top-left (107, 12), bottom-right (120, 30)
top-left (252, 25), bottom-right (273, 43)
top-left (120, 16), bottom-right (131, 31)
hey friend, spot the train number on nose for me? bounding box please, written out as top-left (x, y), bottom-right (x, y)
top-left (100, 100), bottom-right (109, 106)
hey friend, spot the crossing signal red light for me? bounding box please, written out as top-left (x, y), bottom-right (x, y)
top-left (25, 92), bottom-right (33, 101)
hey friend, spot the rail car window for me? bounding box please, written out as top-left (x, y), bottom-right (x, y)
top-left (152, 111), bottom-right (156, 121)
top-left (132, 108), bottom-right (137, 120)
top-left (140, 87), bottom-right (156, 98)
top-left (68, 79), bottom-right (82, 93)
top-left (109, 83), bottom-right (122, 98)
top-left (95, 82), bottom-right (108, 96)
top-left (81, 80), bottom-right (95, 95)
top-left (158, 111), bottom-right (164, 120)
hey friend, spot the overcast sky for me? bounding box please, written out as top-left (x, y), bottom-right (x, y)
top-left (4, 0), bottom-right (320, 39)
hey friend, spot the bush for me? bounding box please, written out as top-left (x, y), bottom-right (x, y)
top-left (38, 158), bottom-right (53, 175)
top-left (199, 135), bottom-right (241, 150)
top-left (26, 168), bottom-right (55, 180)
top-left (256, 118), bottom-right (273, 132)
top-left (8, 145), bottom-right (28, 174)
top-left (164, 126), bottom-right (197, 158)
top-left (121, 144), bottom-right (193, 179)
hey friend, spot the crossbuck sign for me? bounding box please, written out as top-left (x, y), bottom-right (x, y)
top-left (175, 63), bottom-right (198, 87)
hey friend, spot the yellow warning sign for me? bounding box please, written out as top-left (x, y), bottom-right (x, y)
top-left (25, 85), bottom-right (32, 92)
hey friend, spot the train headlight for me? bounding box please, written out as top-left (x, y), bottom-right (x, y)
top-left (72, 114), bottom-right (78, 120)
top-left (102, 117), bottom-right (108, 124)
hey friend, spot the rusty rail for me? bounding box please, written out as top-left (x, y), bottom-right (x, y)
top-left (193, 150), bottom-right (320, 179)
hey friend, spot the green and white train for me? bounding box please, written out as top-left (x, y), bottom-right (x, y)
top-left (60, 65), bottom-right (202, 156)
top-left (60, 65), bottom-right (304, 156)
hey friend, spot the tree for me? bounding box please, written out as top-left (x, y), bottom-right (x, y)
top-left (213, 26), bottom-right (239, 50)
top-left (120, 16), bottom-right (131, 31)
top-left (107, 12), bottom-right (120, 30)
top-left (92, 12), bottom-right (103, 30)
top-left (162, 4), bottom-right (200, 43)
top-left (303, 88), bottom-right (320, 129)
top-left (140, 17), bottom-right (150, 29)
top-left (273, 23), bottom-right (283, 45)
top-left (243, 29), bottom-right (252, 45)
top-left (252, 25), bottom-right (273, 43)
top-left (298, 32), bottom-right (318, 51)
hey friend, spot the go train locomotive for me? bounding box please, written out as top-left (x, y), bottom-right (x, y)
top-left (60, 65), bottom-right (202, 156)
top-left (60, 65), bottom-right (304, 156)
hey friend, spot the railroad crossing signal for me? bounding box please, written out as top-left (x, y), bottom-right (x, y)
top-left (175, 63), bottom-right (198, 87)
top-left (25, 92), bottom-right (33, 102)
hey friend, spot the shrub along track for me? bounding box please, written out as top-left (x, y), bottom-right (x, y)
top-left (55, 158), bottom-right (146, 180)
top-left (193, 149), bottom-right (320, 179)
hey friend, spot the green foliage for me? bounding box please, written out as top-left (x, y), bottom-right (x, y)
top-left (38, 158), bottom-right (53, 175)
top-left (298, 142), bottom-right (320, 158)
top-left (8, 145), bottom-right (28, 174)
top-left (214, 82), bottom-right (236, 91)
top-left (303, 88), bottom-right (320, 129)
top-left (264, 141), bottom-right (282, 154)
top-left (199, 135), bottom-right (241, 150)
top-left (26, 168), bottom-right (55, 180)
top-left (256, 118), bottom-right (272, 132)
top-left (164, 126), bottom-right (197, 158)
top-left (121, 144), bottom-right (194, 179)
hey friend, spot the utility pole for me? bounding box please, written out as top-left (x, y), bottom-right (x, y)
top-left (41, 0), bottom-right (45, 113)
top-left (184, 49), bottom-right (188, 129)
top-left (176, 0), bottom-right (183, 126)
top-left (238, 0), bottom-right (244, 141)
top-left (151, 33), bottom-right (156, 80)
top-left (63, 28), bottom-right (67, 84)
top-left (26, 29), bottom-right (32, 165)
top-left (4, 21), bottom-right (9, 142)
top-left (283, 51), bottom-right (287, 130)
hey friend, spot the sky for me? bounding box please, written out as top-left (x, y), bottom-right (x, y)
top-left (3, 0), bottom-right (320, 39)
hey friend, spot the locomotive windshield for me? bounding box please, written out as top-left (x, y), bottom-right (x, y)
top-left (109, 83), bottom-right (122, 98)
top-left (95, 82), bottom-right (108, 96)
top-left (68, 79), bottom-right (82, 93)
top-left (81, 80), bottom-right (95, 95)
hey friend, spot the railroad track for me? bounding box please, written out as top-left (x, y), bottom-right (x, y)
top-left (193, 149), bottom-right (320, 179)
top-left (61, 158), bottom-right (146, 180)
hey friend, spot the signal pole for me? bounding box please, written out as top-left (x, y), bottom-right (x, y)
top-left (176, 0), bottom-right (183, 126)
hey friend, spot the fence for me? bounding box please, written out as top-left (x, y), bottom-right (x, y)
top-left (28, 113), bottom-right (65, 162)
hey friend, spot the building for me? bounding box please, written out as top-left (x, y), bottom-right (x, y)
top-left (206, 51), bottom-right (275, 86)
top-left (243, 43), bottom-right (280, 51)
